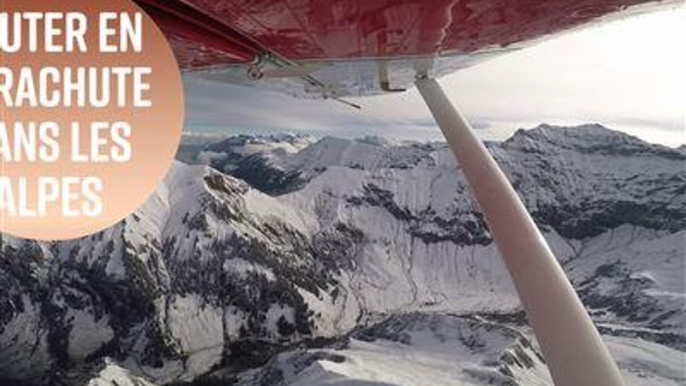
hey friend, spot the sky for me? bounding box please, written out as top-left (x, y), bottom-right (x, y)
top-left (183, 6), bottom-right (686, 147)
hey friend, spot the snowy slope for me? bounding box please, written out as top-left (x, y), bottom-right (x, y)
top-left (274, 125), bottom-right (684, 323)
top-left (234, 313), bottom-right (553, 386)
top-left (1, 162), bottom-right (332, 384)
top-left (230, 313), bottom-right (685, 386)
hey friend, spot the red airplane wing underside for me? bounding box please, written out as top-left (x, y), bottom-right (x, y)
top-left (136, 0), bottom-right (680, 99)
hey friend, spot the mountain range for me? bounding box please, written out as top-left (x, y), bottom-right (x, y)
top-left (1, 124), bottom-right (684, 386)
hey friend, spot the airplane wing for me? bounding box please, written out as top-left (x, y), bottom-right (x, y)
top-left (135, 0), bottom-right (681, 100)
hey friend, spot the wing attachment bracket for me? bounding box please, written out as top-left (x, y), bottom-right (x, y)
top-left (247, 52), bottom-right (361, 110)
top-left (379, 61), bottom-right (407, 93)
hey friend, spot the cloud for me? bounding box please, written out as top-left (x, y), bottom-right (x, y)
top-left (183, 7), bottom-right (685, 147)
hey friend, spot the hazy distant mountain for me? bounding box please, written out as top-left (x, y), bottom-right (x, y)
top-left (1, 124), bottom-right (684, 386)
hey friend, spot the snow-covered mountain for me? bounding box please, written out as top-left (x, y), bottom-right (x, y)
top-left (1, 124), bottom-right (684, 386)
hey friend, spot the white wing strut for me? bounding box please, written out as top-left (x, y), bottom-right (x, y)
top-left (415, 77), bottom-right (625, 386)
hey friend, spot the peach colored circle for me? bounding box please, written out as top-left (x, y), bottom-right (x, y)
top-left (0, 1), bottom-right (184, 240)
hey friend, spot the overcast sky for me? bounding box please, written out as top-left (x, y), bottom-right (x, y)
top-left (183, 6), bottom-right (685, 147)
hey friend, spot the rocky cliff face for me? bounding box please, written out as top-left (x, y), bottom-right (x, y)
top-left (1, 125), bottom-right (684, 386)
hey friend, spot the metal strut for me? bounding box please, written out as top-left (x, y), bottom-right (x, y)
top-left (415, 77), bottom-right (625, 386)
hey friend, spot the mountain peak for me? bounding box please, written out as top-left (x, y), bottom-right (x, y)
top-left (505, 123), bottom-right (685, 159)
top-left (514, 123), bottom-right (638, 144)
